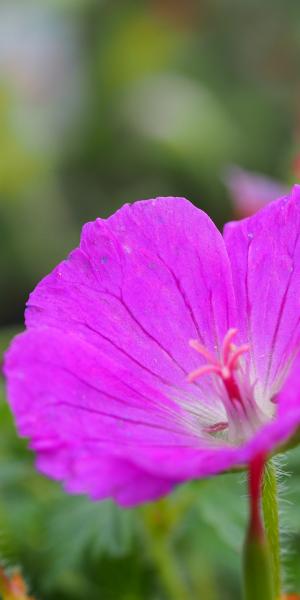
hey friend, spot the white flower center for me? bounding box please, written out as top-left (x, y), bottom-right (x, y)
top-left (187, 329), bottom-right (273, 444)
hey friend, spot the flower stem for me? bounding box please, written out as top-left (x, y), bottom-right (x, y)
top-left (243, 453), bottom-right (274, 600)
top-left (262, 460), bottom-right (281, 599)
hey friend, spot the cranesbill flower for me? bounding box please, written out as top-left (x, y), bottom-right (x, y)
top-left (224, 165), bottom-right (287, 217)
top-left (4, 186), bottom-right (300, 506)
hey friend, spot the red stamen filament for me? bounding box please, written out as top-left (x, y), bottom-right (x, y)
top-left (248, 452), bottom-right (266, 539)
top-left (222, 328), bottom-right (239, 363)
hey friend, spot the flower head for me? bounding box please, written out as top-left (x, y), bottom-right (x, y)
top-left (4, 186), bottom-right (300, 506)
top-left (224, 165), bottom-right (287, 217)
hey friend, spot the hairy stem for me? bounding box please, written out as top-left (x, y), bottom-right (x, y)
top-left (262, 460), bottom-right (281, 599)
top-left (243, 453), bottom-right (274, 600)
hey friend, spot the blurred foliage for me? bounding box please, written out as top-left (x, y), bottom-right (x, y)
top-left (1, 0), bottom-right (300, 598)
top-left (0, 0), bottom-right (300, 324)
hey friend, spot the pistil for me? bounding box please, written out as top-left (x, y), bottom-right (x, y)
top-left (187, 329), bottom-right (259, 442)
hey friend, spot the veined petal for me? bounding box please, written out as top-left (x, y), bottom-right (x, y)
top-left (6, 329), bottom-right (203, 446)
top-left (5, 327), bottom-right (235, 502)
top-left (22, 197), bottom-right (236, 419)
top-left (4, 197), bottom-right (238, 504)
top-left (12, 326), bottom-right (297, 491)
top-left (224, 185), bottom-right (300, 400)
top-left (25, 197), bottom-right (236, 376)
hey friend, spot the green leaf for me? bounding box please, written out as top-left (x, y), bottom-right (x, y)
top-left (196, 474), bottom-right (248, 551)
top-left (45, 497), bottom-right (135, 571)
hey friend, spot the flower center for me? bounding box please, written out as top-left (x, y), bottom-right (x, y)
top-left (188, 328), bottom-right (249, 402)
top-left (187, 329), bottom-right (267, 443)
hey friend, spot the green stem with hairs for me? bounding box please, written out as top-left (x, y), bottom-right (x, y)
top-left (262, 460), bottom-right (281, 599)
top-left (243, 454), bottom-right (274, 600)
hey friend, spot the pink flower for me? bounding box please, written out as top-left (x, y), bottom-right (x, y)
top-left (4, 186), bottom-right (300, 506)
top-left (224, 165), bottom-right (287, 218)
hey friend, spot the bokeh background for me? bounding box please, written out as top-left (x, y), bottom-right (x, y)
top-left (1, 0), bottom-right (300, 598)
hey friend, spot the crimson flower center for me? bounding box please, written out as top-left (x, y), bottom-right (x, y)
top-left (186, 328), bottom-right (265, 443)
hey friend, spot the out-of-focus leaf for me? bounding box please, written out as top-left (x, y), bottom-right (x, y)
top-left (45, 497), bottom-right (135, 572)
top-left (0, 91), bottom-right (48, 198)
top-left (196, 474), bottom-right (247, 551)
top-left (122, 74), bottom-right (240, 177)
top-left (98, 9), bottom-right (181, 92)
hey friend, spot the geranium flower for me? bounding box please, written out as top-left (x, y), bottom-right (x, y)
top-left (224, 165), bottom-right (287, 217)
top-left (4, 186), bottom-right (300, 506)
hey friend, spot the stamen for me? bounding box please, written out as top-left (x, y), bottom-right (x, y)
top-left (222, 328), bottom-right (239, 363)
top-left (187, 330), bottom-right (265, 444)
top-left (189, 339), bottom-right (218, 365)
top-left (227, 344), bottom-right (250, 371)
top-left (188, 329), bottom-right (249, 404)
top-left (187, 363), bottom-right (222, 383)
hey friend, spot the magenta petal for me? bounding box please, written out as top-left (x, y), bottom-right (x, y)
top-left (25, 197), bottom-right (236, 382)
top-left (4, 197), bottom-right (238, 504)
top-left (6, 329), bottom-right (196, 447)
top-left (224, 185), bottom-right (300, 397)
top-left (36, 447), bottom-right (175, 507)
top-left (10, 324), bottom-right (298, 489)
top-left (19, 197), bottom-right (236, 433)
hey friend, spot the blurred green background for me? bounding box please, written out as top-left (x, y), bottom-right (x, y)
top-left (1, 0), bottom-right (300, 598)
